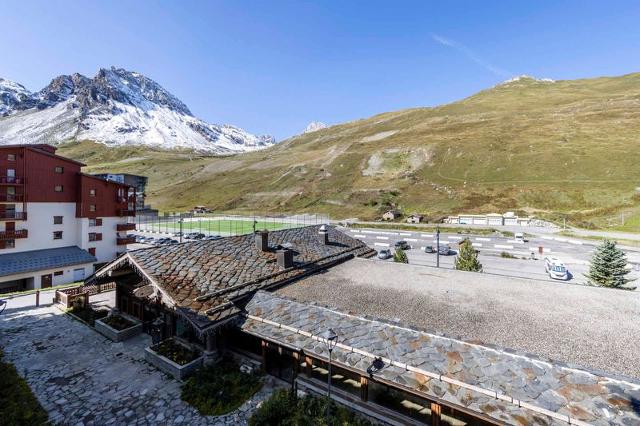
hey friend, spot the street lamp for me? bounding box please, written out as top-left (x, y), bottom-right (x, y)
top-left (436, 226), bottom-right (441, 268)
top-left (322, 328), bottom-right (338, 421)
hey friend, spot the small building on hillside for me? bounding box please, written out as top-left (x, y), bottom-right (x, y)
top-left (382, 210), bottom-right (401, 221)
top-left (406, 214), bottom-right (424, 224)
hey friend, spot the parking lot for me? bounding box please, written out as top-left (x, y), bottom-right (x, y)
top-left (343, 226), bottom-right (640, 286)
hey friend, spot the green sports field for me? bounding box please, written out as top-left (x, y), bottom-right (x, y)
top-left (137, 218), bottom-right (299, 236)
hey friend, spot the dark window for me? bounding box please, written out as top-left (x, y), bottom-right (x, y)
top-left (89, 189), bottom-right (96, 196)
top-left (53, 216), bottom-right (63, 225)
top-left (88, 247), bottom-right (96, 256)
top-left (89, 232), bottom-right (97, 242)
top-left (90, 218), bottom-right (103, 227)
top-left (4, 239), bottom-right (15, 248)
top-left (54, 185), bottom-right (63, 192)
top-left (7, 154), bottom-right (15, 161)
top-left (89, 204), bottom-right (96, 212)
top-left (54, 166), bottom-right (64, 174)
top-left (53, 231), bottom-right (63, 240)
top-left (89, 218), bottom-right (96, 226)
top-left (54, 270), bottom-right (63, 276)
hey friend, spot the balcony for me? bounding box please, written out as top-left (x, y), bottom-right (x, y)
top-left (0, 229), bottom-right (28, 240)
top-left (0, 177), bottom-right (25, 185)
top-left (117, 236), bottom-right (136, 245)
top-left (0, 194), bottom-right (24, 202)
top-left (119, 209), bottom-right (136, 217)
top-left (117, 223), bottom-right (136, 232)
top-left (0, 212), bottom-right (27, 221)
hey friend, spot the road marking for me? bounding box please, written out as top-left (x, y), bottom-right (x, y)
top-left (421, 234), bottom-right (433, 238)
top-left (475, 237), bottom-right (491, 241)
top-left (507, 240), bottom-right (525, 244)
top-left (353, 234), bottom-right (366, 238)
top-left (434, 240), bottom-right (450, 244)
top-left (399, 232), bottom-right (412, 236)
top-left (449, 236), bottom-right (462, 240)
top-left (495, 244), bottom-right (514, 249)
top-left (568, 240), bottom-right (583, 245)
top-left (376, 236), bottom-right (389, 240)
top-left (374, 242), bottom-right (390, 247)
top-left (472, 243), bottom-right (483, 247)
top-left (405, 238), bottom-right (418, 242)
top-left (541, 236), bottom-right (553, 240)
top-left (554, 238), bottom-right (567, 242)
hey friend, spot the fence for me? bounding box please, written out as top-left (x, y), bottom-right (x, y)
top-left (54, 282), bottom-right (116, 309)
top-left (135, 212), bottom-right (331, 237)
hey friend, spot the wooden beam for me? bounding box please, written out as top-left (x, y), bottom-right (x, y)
top-left (431, 402), bottom-right (441, 426)
top-left (360, 376), bottom-right (368, 402)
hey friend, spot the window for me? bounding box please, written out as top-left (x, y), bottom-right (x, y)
top-left (53, 231), bottom-right (63, 240)
top-left (54, 270), bottom-right (64, 276)
top-left (7, 169), bottom-right (15, 183)
top-left (89, 204), bottom-right (96, 212)
top-left (54, 166), bottom-right (64, 174)
top-left (53, 216), bottom-right (63, 225)
top-left (54, 185), bottom-right (63, 192)
top-left (4, 239), bottom-right (15, 248)
top-left (7, 154), bottom-right (15, 161)
top-left (88, 248), bottom-right (96, 256)
top-left (88, 232), bottom-right (102, 242)
top-left (89, 218), bottom-right (102, 227)
top-left (89, 189), bottom-right (96, 196)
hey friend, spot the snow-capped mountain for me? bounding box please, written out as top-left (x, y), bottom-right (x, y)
top-left (0, 67), bottom-right (276, 153)
top-left (303, 121), bottom-right (327, 133)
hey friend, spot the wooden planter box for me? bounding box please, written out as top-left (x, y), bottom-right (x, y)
top-left (95, 314), bottom-right (143, 342)
top-left (144, 340), bottom-right (203, 381)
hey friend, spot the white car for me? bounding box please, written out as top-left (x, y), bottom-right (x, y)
top-left (544, 256), bottom-right (569, 280)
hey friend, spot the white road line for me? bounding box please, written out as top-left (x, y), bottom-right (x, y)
top-left (541, 236), bottom-right (553, 240)
top-left (507, 240), bottom-right (525, 244)
top-left (472, 243), bottom-right (483, 247)
top-left (353, 234), bottom-right (366, 238)
top-left (449, 236), bottom-right (462, 240)
top-left (421, 234), bottom-right (433, 238)
top-left (374, 242), bottom-right (390, 247)
top-left (554, 238), bottom-right (567, 242)
top-left (376, 236), bottom-right (389, 240)
top-left (405, 238), bottom-right (418, 242)
top-left (420, 246), bottom-right (426, 250)
top-left (568, 240), bottom-right (583, 245)
top-left (434, 240), bottom-right (450, 244)
top-left (495, 244), bottom-right (514, 249)
top-left (399, 232), bottom-right (412, 236)
top-left (475, 237), bottom-right (491, 242)
top-left (543, 248), bottom-right (552, 253)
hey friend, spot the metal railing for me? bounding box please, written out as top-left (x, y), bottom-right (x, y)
top-left (0, 229), bottom-right (28, 240)
top-left (0, 177), bottom-right (24, 184)
top-left (0, 194), bottom-right (24, 202)
top-left (0, 212), bottom-right (27, 221)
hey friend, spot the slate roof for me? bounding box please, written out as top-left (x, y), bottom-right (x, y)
top-left (240, 291), bottom-right (640, 426)
top-left (0, 246), bottom-right (97, 277)
top-left (92, 225), bottom-right (374, 332)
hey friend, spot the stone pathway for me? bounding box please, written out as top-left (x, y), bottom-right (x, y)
top-left (0, 301), bottom-right (279, 425)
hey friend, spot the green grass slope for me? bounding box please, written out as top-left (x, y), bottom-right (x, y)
top-left (57, 73), bottom-right (640, 231)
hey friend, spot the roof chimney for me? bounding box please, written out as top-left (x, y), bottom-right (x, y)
top-left (255, 230), bottom-right (269, 251)
top-left (276, 249), bottom-right (294, 269)
top-left (318, 224), bottom-right (329, 245)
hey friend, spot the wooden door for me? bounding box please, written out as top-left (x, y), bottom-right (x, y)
top-left (41, 274), bottom-right (52, 289)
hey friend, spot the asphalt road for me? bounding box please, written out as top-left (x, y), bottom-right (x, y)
top-left (342, 226), bottom-right (640, 285)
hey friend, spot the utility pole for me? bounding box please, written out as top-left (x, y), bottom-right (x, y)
top-left (436, 226), bottom-right (440, 268)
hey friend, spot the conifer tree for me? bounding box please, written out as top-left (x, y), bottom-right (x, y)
top-left (393, 248), bottom-right (409, 264)
top-left (455, 239), bottom-right (483, 272)
top-left (586, 239), bottom-right (634, 288)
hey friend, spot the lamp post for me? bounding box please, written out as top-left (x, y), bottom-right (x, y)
top-left (436, 226), bottom-right (440, 268)
top-left (322, 328), bottom-right (338, 422)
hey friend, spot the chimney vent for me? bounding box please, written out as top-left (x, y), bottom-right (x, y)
top-left (277, 249), bottom-right (294, 269)
top-left (318, 224), bottom-right (329, 245)
top-left (255, 230), bottom-right (269, 251)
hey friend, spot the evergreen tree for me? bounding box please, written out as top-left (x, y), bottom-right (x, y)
top-left (455, 239), bottom-right (483, 272)
top-left (586, 239), bottom-right (634, 288)
top-left (393, 248), bottom-right (409, 264)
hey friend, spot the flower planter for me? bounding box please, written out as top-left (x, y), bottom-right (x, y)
top-left (145, 339), bottom-right (203, 381)
top-left (95, 314), bottom-right (142, 342)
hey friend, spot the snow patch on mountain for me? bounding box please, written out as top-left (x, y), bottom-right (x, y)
top-left (303, 121), bottom-right (328, 133)
top-left (0, 67), bottom-right (276, 153)
top-left (498, 75), bottom-right (556, 86)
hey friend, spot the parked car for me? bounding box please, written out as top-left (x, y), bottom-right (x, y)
top-left (438, 245), bottom-right (454, 255)
top-left (394, 241), bottom-right (411, 250)
top-left (544, 256), bottom-right (569, 280)
top-left (203, 235), bottom-right (221, 240)
top-left (144, 237), bottom-right (155, 244)
top-left (423, 245), bottom-right (435, 254)
top-left (134, 235), bottom-right (145, 243)
top-left (514, 232), bottom-right (528, 243)
top-left (377, 249), bottom-right (392, 260)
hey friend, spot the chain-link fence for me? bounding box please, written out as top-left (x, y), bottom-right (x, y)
top-left (135, 212), bottom-right (331, 237)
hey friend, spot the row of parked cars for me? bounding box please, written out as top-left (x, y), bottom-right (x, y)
top-left (135, 232), bottom-right (222, 246)
top-left (377, 240), bottom-right (456, 259)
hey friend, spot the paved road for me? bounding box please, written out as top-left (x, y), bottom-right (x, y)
top-left (342, 226), bottom-right (640, 286)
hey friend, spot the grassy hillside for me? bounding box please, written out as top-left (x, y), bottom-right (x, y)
top-left (57, 73), bottom-right (640, 231)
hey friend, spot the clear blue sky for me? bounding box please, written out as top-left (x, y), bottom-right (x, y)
top-left (2, 1), bottom-right (639, 139)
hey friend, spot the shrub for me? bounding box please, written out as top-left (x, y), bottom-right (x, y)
top-left (0, 347), bottom-right (49, 426)
top-left (393, 248), bottom-right (409, 264)
top-left (102, 314), bottom-right (135, 330)
top-left (586, 239), bottom-right (636, 289)
top-left (455, 239), bottom-right (483, 272)
top-left (182, 358), bottom-right (263, 416)
top-left (151, 339), bottom-right (200, 365)
top-left (68, 305), bottom-right (108, 326)
top-left (500, 251), bottom-right (516, 259)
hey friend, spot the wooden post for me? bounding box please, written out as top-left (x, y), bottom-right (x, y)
top-left (304, 356), bottom-right (313, 376)
top-left (360, 376), bottom-right (368, 401)
top-left (431, 402), bottom-right (441, 426)
top-left (261, 340), bottom-right (268, 373)
top-left (35, 290), bottom-right (40, 307)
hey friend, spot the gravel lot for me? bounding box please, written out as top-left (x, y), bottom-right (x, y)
top-left (276, 258), bottom-right (640, 378)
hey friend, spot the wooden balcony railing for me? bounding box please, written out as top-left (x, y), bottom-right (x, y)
top-left (0, 212), bottom-right (27, 221)
top-left (0, 177), bottom-right (25, 184)
top-left (0, 229), bottom-right (28, 240)
top-left (0, 194), bottom-right (24, 202)
top-left (117, 223), bottom-right (136, 231)
top-left (116, 236), bottom-right (136, 245)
